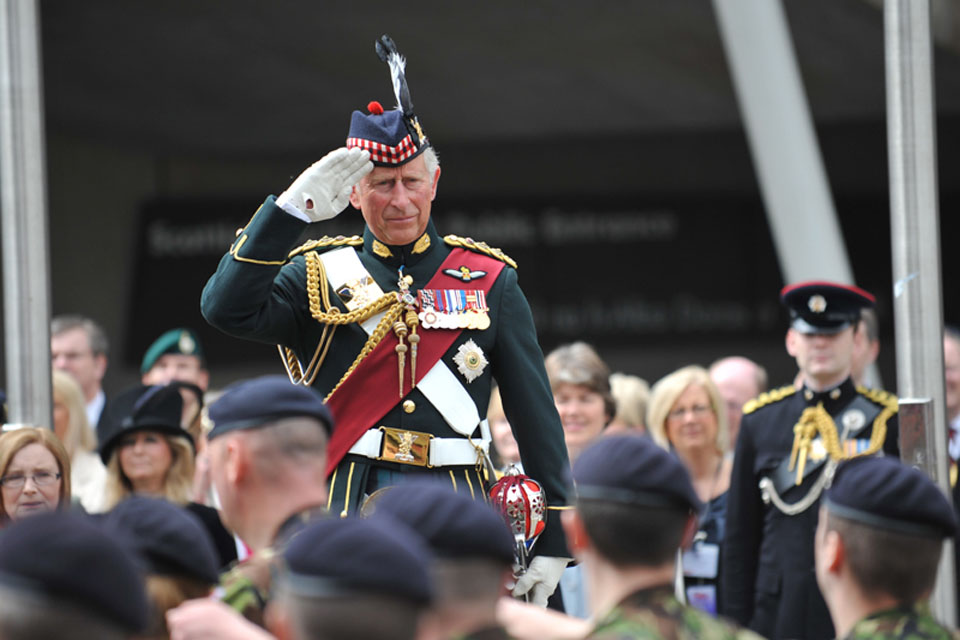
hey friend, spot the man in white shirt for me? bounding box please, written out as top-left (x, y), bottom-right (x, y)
top-left (51, 315), bottom-right (109, 433)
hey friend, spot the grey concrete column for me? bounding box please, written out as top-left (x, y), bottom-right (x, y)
top-left (885, 0), bottom-right (955, 625)
top-left (0, 0), bottom-right (53, 429)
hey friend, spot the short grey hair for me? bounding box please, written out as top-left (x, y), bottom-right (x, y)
top-left (51, 314), bottom-right (109, 357)
top-left (245, 416), bottom-right (328, 484)
top-left (422, 146), bottom-right (440, 175)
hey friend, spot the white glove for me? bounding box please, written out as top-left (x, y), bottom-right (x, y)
top-left (277, 147), bottom-right (373, 222)
top-left (512, 556), bottom-right (571, 607)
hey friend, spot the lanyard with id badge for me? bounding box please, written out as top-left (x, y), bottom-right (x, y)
top-left (682, 530), bottom-right (720, 615)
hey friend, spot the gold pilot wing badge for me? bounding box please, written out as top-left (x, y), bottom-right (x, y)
top-left (453, 339), bottom-right (488, 383)
top-left (443, 266), bottom-right (487, 282)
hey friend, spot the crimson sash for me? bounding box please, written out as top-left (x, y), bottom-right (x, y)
top-left (325, 248), bottom-right (505, 475)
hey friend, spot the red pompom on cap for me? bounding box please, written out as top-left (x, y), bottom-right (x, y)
top-left (367, 101), bottom-right (384, 115)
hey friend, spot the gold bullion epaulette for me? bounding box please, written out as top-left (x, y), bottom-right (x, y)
top-left (288, 235), bottom-right (363, 259)
top-left (743, 385), bottom-right (797, 415)
top-left (444, 235), bottom-right (517, 269)
top-left (856, 386), bottom-right (899, 412)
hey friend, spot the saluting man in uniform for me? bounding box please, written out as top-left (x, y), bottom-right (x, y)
top-left (721, 282), bottom-right (899, 639)
top-left (200, 36), bottom-right (570, 605)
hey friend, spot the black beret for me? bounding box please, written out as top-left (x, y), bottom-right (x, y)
top-left (572, 435), bottom-right (702, 514)
top-left (104, 496), bottom-right (220, 585)
top-left (98, 384), bottom-right (193, 465)
top-left (205, 375), bottom-right (333, 440)
top-left (371, 481), bottom-right (515, 565)
top-left (780, 281), bottom-right (875, 335)
top-left (0, 511), bottom-right (149, 632)
top-left (281, 515), bottom-right (432, 604)
top-left (141, 328), bottom-right (205, 374)
top-left (824, 456), bottom-right (958, 538)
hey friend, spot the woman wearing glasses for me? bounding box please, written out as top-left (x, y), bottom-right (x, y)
top-left (0, 427), bottom-right (71, 524)
top-left (648, 365), bottom-right (731, 617)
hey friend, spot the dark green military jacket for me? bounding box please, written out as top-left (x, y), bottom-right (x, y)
top-left (843, 605), bottom-right (960, 639)
top-left (587, 585), bottom-right (764, 639)
top-left (201, 196), bottom-right (570, 557)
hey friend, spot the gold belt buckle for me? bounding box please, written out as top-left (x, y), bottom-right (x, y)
top-left (379, 427), bottom-right (432, 467)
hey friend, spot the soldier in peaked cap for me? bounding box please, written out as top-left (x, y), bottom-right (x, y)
top-left (566, 435), bottom-right (761, 639)
top-left (202, 375), bottom-right (332, 626)
top-left (722, 281), bottom-right (900, 639)
top-left (200, 35), bottom-right (571, 604)
top-left (815, 456), bottom-right (959, 639)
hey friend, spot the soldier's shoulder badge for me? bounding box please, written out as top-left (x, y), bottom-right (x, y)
top-left (443, 235), bottom-right (518, 269)
top-left (288, 235), bottom-right (363, 258)
top-left (855, 385), bottom-right (899, 413)
top-left (743, 385), bottom-right (797, 415)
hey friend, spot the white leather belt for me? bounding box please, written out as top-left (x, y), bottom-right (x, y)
top-left (348, 427), bottom-right (489, 467)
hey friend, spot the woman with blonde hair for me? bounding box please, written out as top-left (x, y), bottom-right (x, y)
top-left (0, 427), bottom-right (71, 525)
top-left (98, 385), bottom-right (195, 509)
top-left (98, 384), bottom-right (236, 568)
top-left (52, 369), bottom-right (107, 512)
top-left (647, 365), bottom-right (731, 615)
top-left (606, 372), bottom-right (650, 435)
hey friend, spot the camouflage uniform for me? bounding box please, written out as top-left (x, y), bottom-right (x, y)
top-left (217, 508), bottom-right (324, 626)
top-left (587, 585), bottom-right (764, 639)
top-left (843, 606), bottom-right (960, 640)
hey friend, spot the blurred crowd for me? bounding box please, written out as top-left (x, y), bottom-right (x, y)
top-left (0, 299), bottom-right (956, 640)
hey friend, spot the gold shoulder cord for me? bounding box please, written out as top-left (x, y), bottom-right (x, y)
top-left (443, 235), bottom-right (518, 269)
top-left (279, 251), bottom-right (403, 397)
top-left (743, 385), bottom-right (796, 415)
top-left (788, 394), bottom-right (894, 486)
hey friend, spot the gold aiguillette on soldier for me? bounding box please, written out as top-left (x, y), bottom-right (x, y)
top-left (417, 289), bottom-right (489, 330)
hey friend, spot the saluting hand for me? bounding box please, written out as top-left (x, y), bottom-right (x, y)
top-left (277, 147), bottom-right (373, 222)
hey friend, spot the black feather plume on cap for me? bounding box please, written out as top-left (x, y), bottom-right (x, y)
top-left (375, 34), bottom-right (427, 146)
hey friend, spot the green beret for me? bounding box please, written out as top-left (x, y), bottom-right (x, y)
top-left (141, 328), bottom-right (204, 374)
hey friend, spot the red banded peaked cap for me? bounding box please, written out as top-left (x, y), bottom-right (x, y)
top-left (780, 281), bottom-right (875, 335)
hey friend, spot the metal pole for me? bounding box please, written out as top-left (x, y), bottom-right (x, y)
top-left (712, 0), bottom-right (854, 285)
top-left (885, 0), bottom-right (955, 625)
top-left (0, 0), bottom-right (52, 430)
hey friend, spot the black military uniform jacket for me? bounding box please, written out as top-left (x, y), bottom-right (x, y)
top-left (721, 377), bottom-right (899, 640)
top-left (201, 196), bottom-right (570, 557)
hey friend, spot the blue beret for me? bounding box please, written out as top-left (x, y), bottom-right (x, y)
top-left (141, 328), bottom-right (205, 374)
top-left (282, 516), bottom-right (432, 604)
top-left (346, 102), bottom-right (428, 167)
top-left (0, 511), bottom-right (149, 632)
top-left (104, 496), bottom-right (219, 585)
top-left (824, 456), bottom-right (958, 538)
top-left (98, 384), bottom-right (193, 465)
top-left (371, 481), bottom-right (515, 565)
top-left (572, 435), bottom-right (703, 513)
top-left (780, 281), bottom-right (875, 335)
top-left (205, 375), bottom-right (333, 440)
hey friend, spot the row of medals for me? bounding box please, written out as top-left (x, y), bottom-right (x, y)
top-left (416, 289), bottom-right (491, 330)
